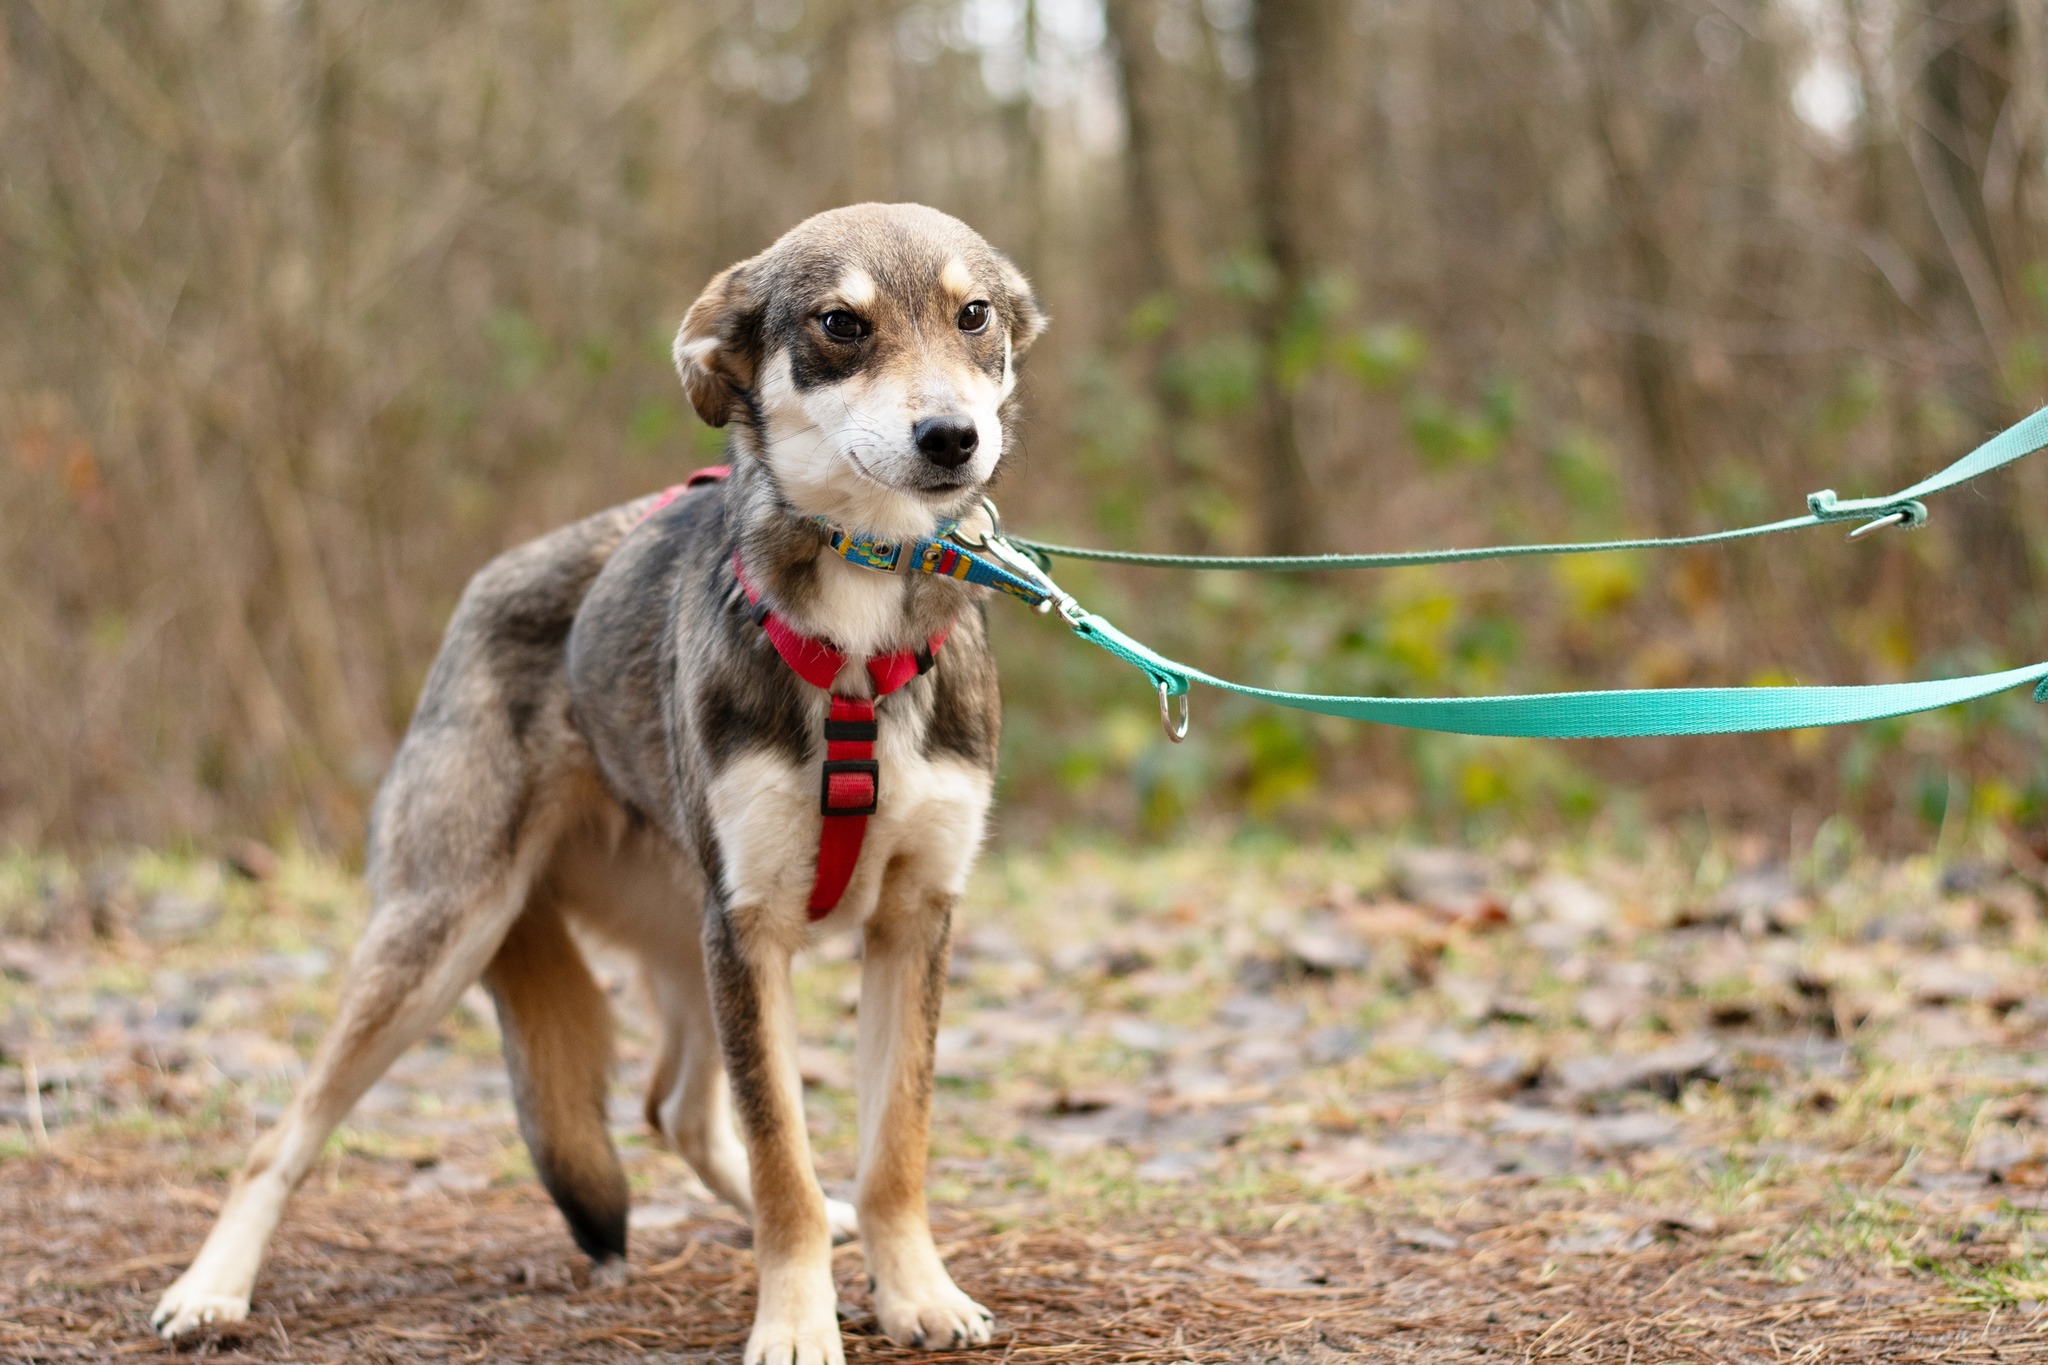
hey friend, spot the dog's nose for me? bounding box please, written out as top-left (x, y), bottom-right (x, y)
top-left (913, 415), bottom-right (979, 470)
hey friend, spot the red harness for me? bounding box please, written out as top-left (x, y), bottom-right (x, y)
top-left (639, 468), bottom-right (947, 918)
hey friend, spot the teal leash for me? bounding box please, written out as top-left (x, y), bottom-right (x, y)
top-left (813, 406), bottom-right (2048, 742)
top-left (1009, 404), bottom-right (2048, 573)
top-left (1058, 605), bottom-right (2048, 740)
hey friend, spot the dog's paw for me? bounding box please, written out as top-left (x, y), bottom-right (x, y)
top-left (742, 1314), bottom-right (846, 1365)
top-left (824, 1197), bottom-right (860, 1245)
top-left (873, 1276), bottom-right (995, 1351)
top-left (151, 1276), bottom-right (250, 1340)
top-left (587, 1256), bottom-right (633, 1290)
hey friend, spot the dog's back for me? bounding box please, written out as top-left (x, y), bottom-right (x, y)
top-left (366, 495), bottom-right (658, 901)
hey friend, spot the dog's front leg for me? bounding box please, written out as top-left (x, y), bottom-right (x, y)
top-left (704, 898), bottom-right (843, 1365)
top-left (856, 886), bottom-right (994, 1349)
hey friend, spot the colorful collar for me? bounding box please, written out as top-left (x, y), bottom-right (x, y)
top-left (637, 469), bottom-right (1066, 612)
top-left (808, 506), bottom-right (1060, 609)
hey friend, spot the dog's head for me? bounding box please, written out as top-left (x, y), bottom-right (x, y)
top-left (674, 203), bottom-right (1045, 537)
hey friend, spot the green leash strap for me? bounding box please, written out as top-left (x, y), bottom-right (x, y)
top-left (1014, 404), bottom-right (2048, 572)
top-left (998, 405), bottom-right (2048, 738)
top-left (1061, 606), bottom-right (2048, 738)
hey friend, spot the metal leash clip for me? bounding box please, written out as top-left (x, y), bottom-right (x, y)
top-left (959, 500), bottom-right (1066, 614)
top-left (962, 501), bottom-right (1193, 742)
top-left (941, 499), bottom-right (997, 549)
top-left (1157, 681), bottom-right (1190, 742)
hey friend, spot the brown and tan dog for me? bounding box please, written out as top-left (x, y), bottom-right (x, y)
top-left (153, 203), bottom-right (1045, 1365)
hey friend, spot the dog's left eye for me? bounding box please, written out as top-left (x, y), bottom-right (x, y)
top-left (957, 300), bottom-right (991, 334)
top-left (819, 310), bottom-right (869, 342)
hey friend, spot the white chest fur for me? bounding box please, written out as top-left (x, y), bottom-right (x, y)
top-left (707, 723), bottom-right (992, 928)
top-left (803, 556), bottom-right (920, 663)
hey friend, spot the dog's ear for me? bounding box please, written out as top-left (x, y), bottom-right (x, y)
top-left (673, 261), bottom-right (763, 427)
top-left (998, 260), bottom-right (1047, 359)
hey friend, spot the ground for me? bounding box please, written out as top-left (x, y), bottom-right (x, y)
top-left (7, 832), bottom-right (2048, 1362)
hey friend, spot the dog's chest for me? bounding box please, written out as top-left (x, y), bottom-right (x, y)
top-left (805, 558), bottom-right (913, 661)
top-left (707, 719), bottom-right (991, 922)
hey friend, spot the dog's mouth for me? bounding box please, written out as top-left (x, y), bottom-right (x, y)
top-left (845, 452), bottom-right (980, 501)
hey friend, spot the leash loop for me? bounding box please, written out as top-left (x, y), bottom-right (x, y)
top-left (1805, 488), bottom-right (1929, 538)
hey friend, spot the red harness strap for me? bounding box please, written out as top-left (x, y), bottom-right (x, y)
top-left (638, 467), bottom-right (947, 917)
top-left (636, 465), bottom-right (731, 524)
top-left (733, 554), bottom-right (946, 916)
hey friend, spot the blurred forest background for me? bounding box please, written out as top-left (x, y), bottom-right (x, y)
top-left (3, 0), bottom-right (2047, 857)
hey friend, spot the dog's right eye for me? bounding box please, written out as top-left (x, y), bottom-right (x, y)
top-left (819, 310), bottom-right (869, 343)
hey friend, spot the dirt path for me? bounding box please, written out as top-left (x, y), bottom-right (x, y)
top-left (1, 1131), bottom-right (2021, 1363)
top-left (6, 839), bottom-right (2048, 1360)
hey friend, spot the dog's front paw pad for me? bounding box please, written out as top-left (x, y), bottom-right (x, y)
top-left (875, 1283), bottom-right (995, 1351)
top-left (824, 1198), bottom-right (860, 1245)
top-left (743, 1318), bottom-right (846, 1365)
top-left (151, 1284), bottom-right (250, 1340)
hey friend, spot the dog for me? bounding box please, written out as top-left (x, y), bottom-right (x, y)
top-left (152, 202), bottom-right (1046, 1365)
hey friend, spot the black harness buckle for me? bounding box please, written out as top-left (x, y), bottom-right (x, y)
top-left (819, 758), bottom-right (880, 816)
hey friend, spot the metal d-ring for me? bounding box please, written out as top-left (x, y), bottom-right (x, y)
top-left (943, 498), bottom-right (997, 548)
top-left (1157, 680), bottom-right (1190, 742)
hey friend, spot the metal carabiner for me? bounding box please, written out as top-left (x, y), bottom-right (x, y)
top-left (1157, 680), bottom-right (1190, 742)
top-left (977, 525), bottom-right (1069, 612)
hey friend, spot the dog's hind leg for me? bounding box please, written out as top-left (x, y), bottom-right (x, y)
top-left (643, 944), bottom-right (859, 1243)
top-left (152, 864), bottom-right (538, 1339)
top-left (484, 896), bottom-right (628, 1269)
top-left (644, 945), bottom-right (753, 1215)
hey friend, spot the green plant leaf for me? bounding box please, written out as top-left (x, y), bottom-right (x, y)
top-left (1338, 324), bottom-right (1426, 390)
top-left (1165, 333), bottom-right (1262, 416)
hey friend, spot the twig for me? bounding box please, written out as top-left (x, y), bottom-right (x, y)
top-left (24, 1060), bottom-right (48, 1149)
top-left (1525, 1309), bottom-right (1574, 1360)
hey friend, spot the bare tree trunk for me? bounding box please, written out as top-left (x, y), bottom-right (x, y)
top-left (835, 3), bottom-right (900, 202)
top-left (2013, 1), bottom-right (2048, 237)
top-left (1104, 0), bottom-right (1200, 292)
top-left (2006, 0), bottom-right (2048, 575)
top-left (222, 0), bottom-right (375, 786)
top-left (1365, 3), bottom-right (1439, 297)
top-left (1843, 0), bottom-right (1913, 475)
top-left (1104, 0), bottom-right (1207, 548)
top-left (1903, 1), bottom-right (2035, 609)
top-left (1904, 14), bottom-right (2012, 370)
top-left (34, 16), bottom-right (300, 797)
top-left (1576, 0), bottom-right (1699, 534)
top-left (1248, 0), bottom-right (1326, 555)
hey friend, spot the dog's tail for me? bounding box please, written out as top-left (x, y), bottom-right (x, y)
top-left (483, 899), bottom-right (628, 1264)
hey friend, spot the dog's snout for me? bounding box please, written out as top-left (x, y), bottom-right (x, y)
top-left (913, 415), bottom-right (979, 470)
